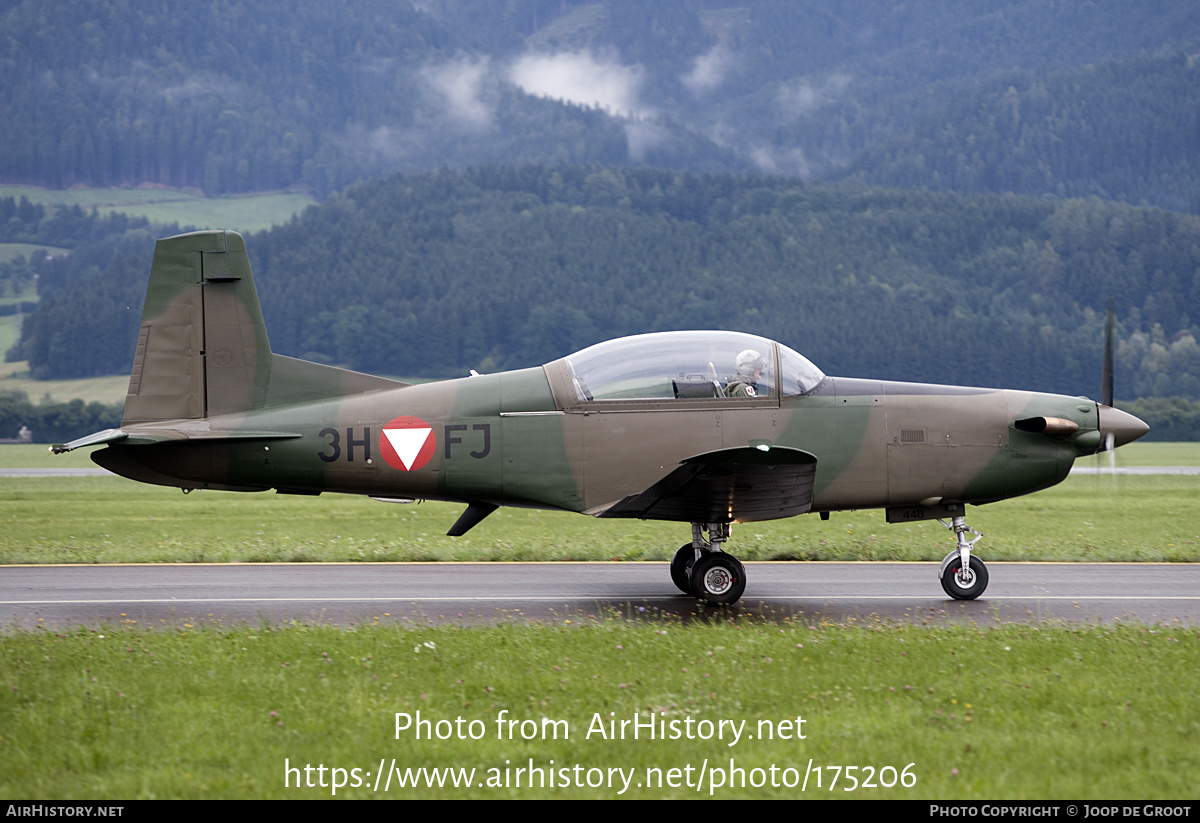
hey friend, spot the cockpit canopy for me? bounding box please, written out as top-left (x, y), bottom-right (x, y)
top-left (556, 331), bottom-right (825, 403)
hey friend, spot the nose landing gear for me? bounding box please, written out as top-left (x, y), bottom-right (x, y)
top-left (938, 515), bottom-right (989, 600)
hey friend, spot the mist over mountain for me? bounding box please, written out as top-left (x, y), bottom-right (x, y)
top-left (7, 0), bottom-right (1200, 434)
top-left (3, 0), bottom-right (1198, 208)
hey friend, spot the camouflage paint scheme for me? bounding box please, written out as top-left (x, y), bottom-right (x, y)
top-left (56, 231), bottom-right (1149, 605)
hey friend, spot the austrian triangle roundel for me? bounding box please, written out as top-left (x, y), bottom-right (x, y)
top-left (378, 416), bottom-right (436, 472)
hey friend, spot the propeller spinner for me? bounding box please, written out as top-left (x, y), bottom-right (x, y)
top-left (1097, 299), bottom-right (1149, 451)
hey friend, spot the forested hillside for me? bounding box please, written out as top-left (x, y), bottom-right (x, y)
top-left (1, 198), bottom-right (170, 377)
top-left (6, 1), bottom-right (1200, 440)
top-left (15, 167), bottom-right (1200, 403)
top-left (0, 0), bottom-right (742, 198)
top-left (3, 1), bottom-right (1198, 208)
top-left (840, 53), bottom-right (1200, 213)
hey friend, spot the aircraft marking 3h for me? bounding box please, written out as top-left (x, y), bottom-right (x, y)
top-left (54, 230), bottom-right (1149, 605)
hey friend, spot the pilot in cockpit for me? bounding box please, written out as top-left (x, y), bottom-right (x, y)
top-left (724, 349), bottom-right (767, 397)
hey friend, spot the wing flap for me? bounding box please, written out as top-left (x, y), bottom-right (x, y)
top-left (596, 445), bottom-right (817, 523)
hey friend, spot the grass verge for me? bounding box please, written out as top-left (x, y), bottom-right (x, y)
top-left (1, 468), bottom-right (1197, 564)
top-left (1, 618), bottom-right (1196, 799)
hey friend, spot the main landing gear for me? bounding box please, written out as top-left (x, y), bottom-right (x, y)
top-left (938, 514), bottom-right (989, 600)
top-left (671, 523), bottom-right (746, 605)
top-left (669, 514), bottom-right (990, 605)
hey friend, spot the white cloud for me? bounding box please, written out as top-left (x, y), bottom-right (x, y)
top-left (776, 74), bottom-right (851, 121)
top-left (508, 50), bottom-right (645, 117)
top-left (421, 57), bottom-right (493, 130)
top-left (624, 121), bottom-right (670, 161)
top-left (756, 145), bottom-right (810, 177)
top-left (681, 44), bottom-right (734, 96)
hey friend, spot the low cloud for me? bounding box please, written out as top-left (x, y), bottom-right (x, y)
top-left (421, 57), bottom-right (493, 130)
top-left (747, 144), bottom-right (813, 178)
top-left (681, 44), bottom-right (735, 96)
top-left (508, 50), bottom-right (645, 117)
top-left (624, 121), bottom-right (671, 161)
top-left (776, 74), bottom-right (851, 121)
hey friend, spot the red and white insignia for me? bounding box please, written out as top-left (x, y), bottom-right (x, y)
top-left (378, 416), bottom-right (436, 471)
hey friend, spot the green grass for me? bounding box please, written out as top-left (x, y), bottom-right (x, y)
top-left (0, 443), bottom-right (1198, 564)
top-left (1, 445), bottom-right (1198, 799)
top-left (1094, 441), bottom-right (1200, 466)
top-left (1, 620), bottom-right (1196, 799)
top-left (0, 360), bottom-right (128, 405)
top-left (0, 243), bottom-right (66, 265)
top-left (0, 185), bottom-right (316, 234)
top-left (0, 185), bottom-right (197, 208)
top-left (0, 314), bottom-right (18, 360)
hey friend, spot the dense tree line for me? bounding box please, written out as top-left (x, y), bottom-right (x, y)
top-left (0, 196), bottom-right (155, 248)
top-left (0, 0), bottom-right (740, 197)
top-left (1121, 397), bottom-right (1200, 442)
top-left (841, 53), bottom-right (1200, 214)
top-left (0, 196), bottom-right (170, 376)
top-left (0, 391), bottom-right (121, 445)
top-left (3, 1), bottom-right (1198, 206)
top-left (15, 167), bottom-right (1200, 405)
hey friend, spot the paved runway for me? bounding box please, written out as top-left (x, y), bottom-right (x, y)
top-left (3, 561), bottom-right (1197, 629)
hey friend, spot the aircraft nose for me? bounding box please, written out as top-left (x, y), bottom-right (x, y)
top-left (1099, 405), bottom-right (1150, 448)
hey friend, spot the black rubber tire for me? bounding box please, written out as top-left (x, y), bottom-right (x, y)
top-left (670, 544), bottom-right (695, 594)
top-left (940, 555), bottom-right (989, 600)
top-left (689, 553), bottom-right (747, 605)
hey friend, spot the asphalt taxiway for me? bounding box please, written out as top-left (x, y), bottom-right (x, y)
top-left (3, 561), bottom-right (1197, 629)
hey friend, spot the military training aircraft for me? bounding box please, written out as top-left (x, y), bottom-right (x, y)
top-left (54, 230), bottom-right (1150, 605)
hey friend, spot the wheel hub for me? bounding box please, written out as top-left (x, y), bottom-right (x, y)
top-left (953, 566), bottom-right (975, 588)
top-left (703, 566), bottom-right (734, 595)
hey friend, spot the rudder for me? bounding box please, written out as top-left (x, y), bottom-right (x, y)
top-left (123, 230), bottom-right (270, 423)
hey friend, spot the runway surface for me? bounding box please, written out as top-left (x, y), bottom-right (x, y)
top-left (3, 561), bottom-right (1198, 629)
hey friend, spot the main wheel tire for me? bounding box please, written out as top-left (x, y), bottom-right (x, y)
top-left (689, 553), bottom-right (746, 605)
top-left (670, 544), bottom-right (695, 594)
top-left (940, 554), bottom-right (989, 600)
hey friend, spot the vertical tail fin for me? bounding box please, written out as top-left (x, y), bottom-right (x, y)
top-left (123, 230), bottom-right (271, 424)
top-left (122, 229), bottom-right (406, 426)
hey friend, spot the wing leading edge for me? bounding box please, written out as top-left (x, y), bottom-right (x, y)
top-left (595, 445), bottom-right (817, 523)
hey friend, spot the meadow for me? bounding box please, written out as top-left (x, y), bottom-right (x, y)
top-left (1, 443), bottom-right (1197, 799)
top-left (1, 442), bottom-right (1198, 565)
top-left (2, 619), bottom-right (1196, 799)
top-left (0, 185), bottom-right (316, 235)
top-left (1, 185), bottom-right (317, 406)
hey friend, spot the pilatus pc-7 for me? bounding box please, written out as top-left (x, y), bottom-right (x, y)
top-left (54, 230), bottom-right (1149, 605)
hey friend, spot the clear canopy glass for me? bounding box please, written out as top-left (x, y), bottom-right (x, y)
top-left (559, 331), bottom-right (824, 402)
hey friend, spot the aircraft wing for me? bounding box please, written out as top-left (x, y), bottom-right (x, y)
top-left (596, 445), bottom-right (817, 523)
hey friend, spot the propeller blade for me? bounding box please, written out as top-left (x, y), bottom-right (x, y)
top-left (1102, 298), bottom-right (1114, 408)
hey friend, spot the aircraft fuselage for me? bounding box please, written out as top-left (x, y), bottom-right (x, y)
top-left (94, 366), bottom-right (1108, 521)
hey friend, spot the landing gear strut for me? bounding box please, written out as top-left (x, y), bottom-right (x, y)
top-left (671, 522), bottom-right (746, 605)
top-left (938, 514), bottom-right (989, 600)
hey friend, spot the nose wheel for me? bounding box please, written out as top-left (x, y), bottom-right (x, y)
top-left (939, 553), bottom-right (989, 599)
top-left (938, 514), bottom-right (989, 600)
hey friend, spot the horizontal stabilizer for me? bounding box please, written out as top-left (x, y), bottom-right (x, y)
top-left (597, 445), bottom-right (817, 523)
top-left (51, 427), bottom-right (301, 454)
top-left (50, 428), bottom-right (128, 454)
